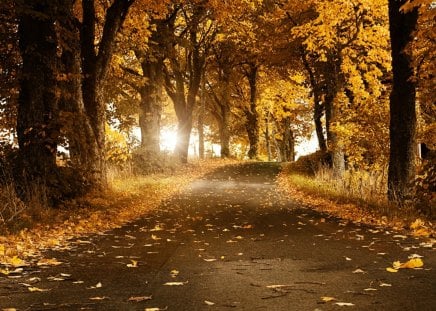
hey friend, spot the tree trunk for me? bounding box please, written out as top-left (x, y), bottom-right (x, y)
top-left (58, 1), bottom-right (99, 182)
top-left (80, 0), bottom-right (133, 190)
top-left (301, 53), bottom-right (327, 152)
top-left (325, 94), bottom-right (345, 177)
top-left (265, 112), bottom-right (272, 161)
top-left (175, 105), bottom-right (193, 163)
top-left (387, 0), bottom-right (418, 201)
top-left (198, 76), bottom-right (205, 159)
top-left (314, 101), bottom-right (327, 152)
top-left (245, 64), bottom-right (259, 159)
top-left (219, 104), bottom-right (231, 158)
top-left (139, 60), bottom-right (163, 156)
top-left (16, 0), bottom-right (60, 201)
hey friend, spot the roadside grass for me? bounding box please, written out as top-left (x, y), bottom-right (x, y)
top-left (0, 159), bottom-right (235, 266)
top-left (278, 164), bottom-right (434, 237)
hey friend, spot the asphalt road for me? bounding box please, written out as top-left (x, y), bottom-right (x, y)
top-left (1, 162), bottom-right (435, 310)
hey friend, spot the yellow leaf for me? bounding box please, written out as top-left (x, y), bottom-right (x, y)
top-left (412, 228), bottom-right (431, 237)
top-left (386, 267), bottom-right (398, 273)
top-left (0, 268), bottom-right (10, 275)
top-left (400, 258), bottom-right (424, 269)
top-left (410, 218), bottom-right (425, 230)
top-left (0, 244), bottom-right (5, 256)
top-left (9, 256), bottom-right (26, 267)
top-left (127, 260), bottom-right (138, 268)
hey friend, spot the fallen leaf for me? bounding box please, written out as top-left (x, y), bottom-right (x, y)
top-left (28, 286), bottom-right (50, 292)
top-left (379, 283), bottom-right (392, 287)
top-left (9, 256), bottom-right (27, 267)
top-left (352, 269), bottom-right (365, 274)
top-left (89, 296), bottom-right (109, 300)
top-left (266, 284), bottom-right (293, 289)
top-left (2, 308), bottom-right (17, 311)
top-left (145, 308), bottom-right (168, 311)
top-left (204, 300), bottom-right (215, 305)
top-left (163, 281), bottom-right (188, 286)
top-left (170, 270), bottom-right (179, 277)
top-left (0, 268), bottom-right (10, 275)
top-left (364, 288), bottom-right (377, 291)
top-left (335, 302), bottom-right (355, 306)
top-left (37, 258), bottom-right (63, 266)
top-left (128, 295), bottom-right (152, 302)
top-left (47, 276), bottom-right (65, 281)
top-left (203, 258), bottom-right (217, 262)
top-left (88, 282), bottom-right (102, 289)
top-left (151, 234), bottom-right (161, 240)
top-left (386, 267), bottom-right (398, 273)
top-left (399, 258), bottom-right (424, 269)
top-left (127, 260), bottom-right (138, 268)
top-left (321, 296), bottom-right (336, 302)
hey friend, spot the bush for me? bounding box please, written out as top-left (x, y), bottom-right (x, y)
top-left (289, 150), bottom-right (331, 175)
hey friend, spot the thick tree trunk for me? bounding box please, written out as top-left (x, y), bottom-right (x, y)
top-left (387, 0), bottom-right (418, 201)
top-left (245, 64), bottom-right (259, 159)
top-left (325, 94), bottom-right (345, 177)
top-left (219, 106), bottom-right (231, 158)
top-left (175, 107), bottom-right (193, 164)
top-left (58, 2), bottom-right (99, 181)
top-left (139, 60), bottom-right (163, 156)
top-left (16, 1), bottom-right (60, 200)
top-left (80, 0), bottom-right (133, 190)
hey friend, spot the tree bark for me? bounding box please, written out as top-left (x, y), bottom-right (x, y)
top-left (325, 93), bottom-right (345, 177)
top-left (80, 0), bottom-right (133, 190)
top-left (245, 63), bottom-right (259, 159)
top-left (198, 76), bottom-right (205, 159)
top-left (138, 59), bottom-right (163, 156)
top-left (265, 112), bottom-right (272, 161)
top-left (301, 53), bottom-right (327, 152)
top-left (16, 0), bottom-right (60, 200)
top-left (387, 0), bottom-right (418, 201)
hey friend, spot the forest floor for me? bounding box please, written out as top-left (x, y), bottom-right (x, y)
top-left (0, 162), bottom-right (435, 310)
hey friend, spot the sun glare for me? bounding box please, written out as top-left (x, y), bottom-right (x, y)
top-left (160, 127), bottom-right (178, 151)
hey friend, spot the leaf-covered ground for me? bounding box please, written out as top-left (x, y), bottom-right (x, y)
top-left (0, 159), bottom-right (236, 268)
top-left (276, 167), bottom-right (435, 239)
top-left (0, 162), bottom-right (435, 310)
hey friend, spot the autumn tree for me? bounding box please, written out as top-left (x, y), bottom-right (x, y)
top-left (259, 71), bottom-right (313, 162)
top-left (162, 1), bottom-right (216, 163)
top-left (291, 0), bottom-right (391, 175)
top-left (387, 0), bottom-right (419, 201)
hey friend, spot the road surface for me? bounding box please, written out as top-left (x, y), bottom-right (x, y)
top-left (1, 162), bottom-right (435, 310)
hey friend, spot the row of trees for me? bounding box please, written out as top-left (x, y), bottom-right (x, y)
top-left (0, 0), bottom-right (434, 206)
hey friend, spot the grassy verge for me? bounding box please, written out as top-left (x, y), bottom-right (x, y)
top-left (277, 164), bottom-right (434, 238)
top-left (0, 159), bottom-right (235, 267)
